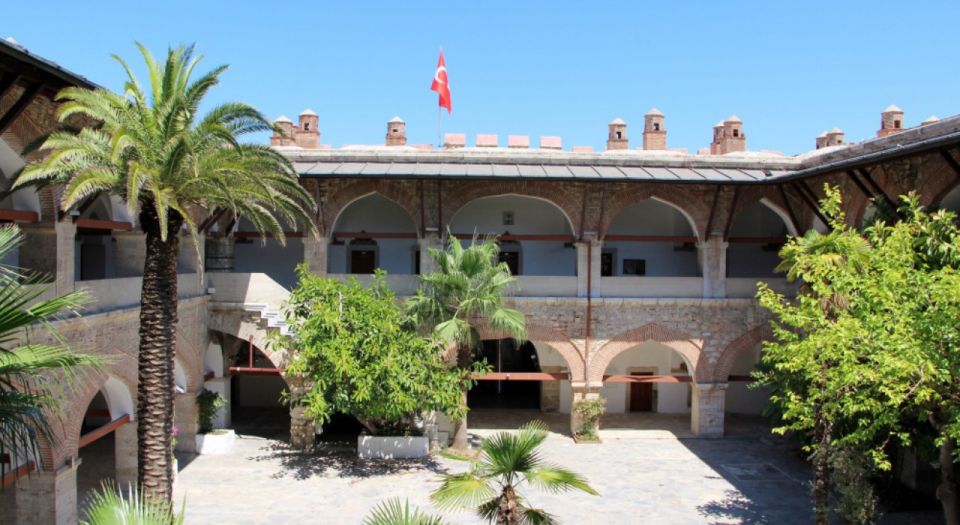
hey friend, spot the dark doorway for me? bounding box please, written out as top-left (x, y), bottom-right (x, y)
top-left (229, 342), bottom-right (289, 438)
top-left (349, 240), bottom-right (377, 274)
top-left (629, 372), bottom-right (654, 412)
top-left (79, 239), bottom-right (107, 280)
top-left (498, 250), bottom-right (520, 275)
top-left (468, 339), bottom-right (540, 409)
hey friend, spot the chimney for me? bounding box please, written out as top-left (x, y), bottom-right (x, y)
top-left (824, 127), bottom-right (844, 147)
top-left (476, 134), bottom-right (498, 147)
top-left (815, 131), bottom-right (828, 150)
top-left (922, 115), bottom-right (940, 126)
top-left (270, 115), bottom-right (295, 146)
top-left (540, 136), bottom-right (562, 150)
top-left (295, 109), bottom-right (320, 148)
top-left (385, 116), bottom-right (406, 146)
top-left (711, 115), bottom-right (746, 154)
top-left (642, 108), bottom-right (666, 150)
top-left (606, 118), bottom-right (628, 150)
top-left (508, 135), bottom-right (529, 149)
top-left (878, 105), bottom-right (904, 138)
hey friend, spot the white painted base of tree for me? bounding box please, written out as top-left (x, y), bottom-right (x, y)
top-left (357, 435), bottom-right (430, 459)
top-left (195, 429), bottom-right (236, 455)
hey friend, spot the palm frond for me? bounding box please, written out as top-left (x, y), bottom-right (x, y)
top-left (362, 498), bottom-right (449, 525)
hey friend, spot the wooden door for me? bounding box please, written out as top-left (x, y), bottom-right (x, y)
top-left (629, 372), bottom-right (654, 412)
top-left (350, 249), bottom-right (376, 274)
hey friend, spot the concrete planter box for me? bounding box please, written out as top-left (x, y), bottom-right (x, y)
top-left (195, 429), bottom-right (236, 455)
top-left (357, 435), bottom-right (429, 459)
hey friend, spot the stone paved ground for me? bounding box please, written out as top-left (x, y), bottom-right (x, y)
top-left (173, 410), bottom-right (822, 524)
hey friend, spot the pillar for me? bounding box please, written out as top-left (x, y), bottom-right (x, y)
top-left (173, 393), bottom-right (199, 452)
top-left (203, 376), bottom-right (232, 428)
top-left (55, 221), bottom-right (76, 296)
top-left (114, 231), bottom-right (146, 277)
top-left (419, 231), bottom-right (442, 275)
top-left (540, 366), bottom-right (563, 412)
top-left (15, 458), bottom-right (79, 525)
top-left (204, 236), bottom-right (234, 273)
top-left (289, 406), bottom-right (315, 450)
top-left (569, 383), bottom-right (603, 436)
top-left (302, 236), bottom-right (328, 275)
top-left (691, 382), bottom-right (727, 437)
top-left (699, 237), bottom-right (727, 298)
top-left (115, 421), bottom-right (138, 487)
top-left (576, 237), bottom-right (602, 298)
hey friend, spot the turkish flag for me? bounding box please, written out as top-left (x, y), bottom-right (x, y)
top-left (430, 50), bottom-right (452, 114)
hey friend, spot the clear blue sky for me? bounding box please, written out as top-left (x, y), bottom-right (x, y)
top-left (4, 1), bottom-right (958, 154)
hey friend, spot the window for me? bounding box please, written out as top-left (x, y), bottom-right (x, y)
top-left (413, 249), bottom-right (421, 275)
top-left (622, 259), bottom-right (646, 276)
top-left (502, 211), bottom-right (514, 226)
top-left (894, 120), bottom-right (901, 129)
top-left (616, 131), bottom-right (622, 139)
top-left (304, 122), bottom-right (311, 131)
top-left (600, 251), bottom-right (614, 277)
top-left (733, 129), bottom-right (739, 137)
top-left (653, 123), bottom-right (660, 131)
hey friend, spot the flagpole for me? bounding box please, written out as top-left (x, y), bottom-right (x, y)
top-left (438, 105), bottom-right (442, 148)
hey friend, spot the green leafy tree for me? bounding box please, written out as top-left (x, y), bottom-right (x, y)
top-left (281, 267), bottom-right (466, 435)
top-left (757, 186), bottom-right (959, 524)
top-left (0, 226), bottom-right (99, 480)
top-left (15, 44), bottom-right (315, 499)
top-left (363, 498), bottom-right (449, 525)
top-left (406, 233), bottom-right (526, 449)
top-left (431, 421), bottom-right (597, 525)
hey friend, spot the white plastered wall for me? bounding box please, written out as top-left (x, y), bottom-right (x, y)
top-left (599, 341), bottom-right (691, 414)
top-left (326, 193), bottom-right (418, 275)
top-left (604, 199), bottom-right (699, 276)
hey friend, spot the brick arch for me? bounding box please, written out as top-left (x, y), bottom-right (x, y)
top-left (729, 187), bottom-right (800, 237)
top-left (588, 322), bottom-right (703, 383)
top-left (175, 329), bottom-right (206, 393)
top-left (600, 186), bottom-right (708, 241)
top-left (323, 180), bottom-right (422, 236)
top-left (473, 322), bottom-right (585, 381)
top-left (700, 324), bottom-right (772, 383)
top-left (207, 313), bottom-right (292, 383)
top-left (39, 370), bottom-right (136, 470)
top-left (442, 181), bottom-right (582, 236)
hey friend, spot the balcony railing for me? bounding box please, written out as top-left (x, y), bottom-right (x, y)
top-left (599, 276), bottom-right (703, 298)
top-left (79, 273), bottom-right (202, 313)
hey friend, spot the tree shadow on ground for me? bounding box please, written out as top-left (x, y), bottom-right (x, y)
top-left (697, 490), bottom-right (774, 525)
top-left (248, 441), bottom-right (448, 481)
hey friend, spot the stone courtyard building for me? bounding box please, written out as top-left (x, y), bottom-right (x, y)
top-left (3, 38), bottom-right (960, 523)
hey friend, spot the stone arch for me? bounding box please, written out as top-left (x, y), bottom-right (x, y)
top-left (442, 181), bottom-right (583, 235)
top-left (448, 193), bottom-right (576, 236)
top-left (701, 324), bottom-right (772, 383)
top-left (208, 312), bottom-right (291, 375)
top-left (323, 181), bottom-right (421, 236)
top-left (471, 321), bottom-right (585, 382)
top-left (600, 186), bottom-right (708, 241)
top-left (588, 323), bottom-right (702, 383)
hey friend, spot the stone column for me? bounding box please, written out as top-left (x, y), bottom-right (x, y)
top-left (114, 231), bottom-right (146, 277)
top-left (569, 382), bottom-right (603, 436)
top-left (203, 376), bottom-right (232, 428)
top-left (540, 366), bottom-right (564, 412)
top-left (691, 382), bottom-right (727, 437)
top-left (302, 235), bottom-right (328, 275)
top-left (204, 236), bottom-right (235, 273)
top-left (18, 224), bottom-right (56, 280)
top-left (698, 237), bottom-right (728, 298)
top-left (115, 421), bottom-right (138, 487)
top-left (419, 231), bottom-right (442, 275)
top-left (55, 221), bottom-right (76, 296)
top-left (289, 406), bottom-right (315, 450)
top-left (575, 237), bottom-right (602, 298)
top-left (16, 458), bottom-right (79, 525)
top-left (174, 393), bottom-right (199, 452)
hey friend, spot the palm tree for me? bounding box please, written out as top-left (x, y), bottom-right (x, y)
top-left (406, 233), bottom-right (526, 449)
top-left (431, 421), bottom-right (598, 525)
top-left (15, 44), bottom-right (316, 500)
top-left (363, 498), bottom-right (448, 525)
top-left (81, 481), bottom-right (184, 525)
top-left (0, 226), bottom-right (98, 480)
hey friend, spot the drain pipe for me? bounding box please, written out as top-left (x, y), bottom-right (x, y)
top-left (584, 241), bottom-right (592, 384)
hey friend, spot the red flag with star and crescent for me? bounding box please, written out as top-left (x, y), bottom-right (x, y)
top-left (431, 50), bottom-right (452, 113)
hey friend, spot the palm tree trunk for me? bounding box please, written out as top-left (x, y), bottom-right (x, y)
top-left (452, 343), bottom-right (473, 450)
top-left (496, 485), bottom-right (520, 525)
top-left (137, 202), bottom-right (183, 501)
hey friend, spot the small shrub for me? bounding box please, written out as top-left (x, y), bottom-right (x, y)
top-left (81, 481), bottom-right (184, 525)
top-left (196, 389), bottom-right (227, 434)
top-left (574, 398), bottom-right (605, 441)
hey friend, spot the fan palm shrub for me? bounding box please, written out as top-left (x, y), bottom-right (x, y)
top-left (15, 43), bottom-right (316, 499)
top-left (81, 481), bottom-right (184, 525)
top-left (431, 421), bottom-right (598, 524)
top-left (0, 225), bottom-right (98, 480)
top-left (406, 233), bottom-right (526, 449)
top-left (363, 498), bottom-right (449, 525)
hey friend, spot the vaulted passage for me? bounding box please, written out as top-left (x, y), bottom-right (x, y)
top-left (469, 339), bottom-right (542, 409)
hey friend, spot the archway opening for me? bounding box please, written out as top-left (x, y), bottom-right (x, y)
top-left (726, 201), bottom-right (791, 277)
top-left (75, 197), bottom-right (118, 281)
top-left (724, 345), bottom-right (768, 416)
top-left (328, 193), bottom-right (418, 275)
top-left (77, 392), bottom-right (115, 507)
top-left (603, 198), bottom-right (699, 278)
top-left (232, 217), bottom-right (305, 289)
top-left (224, 334), bottom-right (290, 439)
top-left (449, 195), bottom-right (575, 276)
top-left (599, 341), bottom-right (693, 415)
top-left (468, 339), bottom-right (542, 409)
top-left (75, 378), bottom-right (134, 516)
